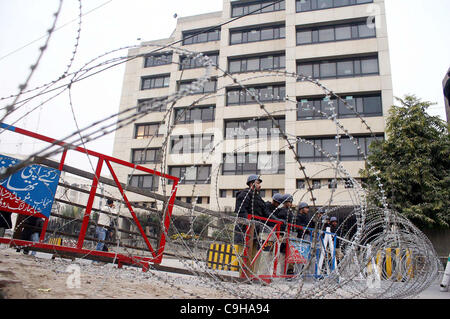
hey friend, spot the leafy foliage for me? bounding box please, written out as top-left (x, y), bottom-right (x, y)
top-left (361, 95), bottom-right (450, 229)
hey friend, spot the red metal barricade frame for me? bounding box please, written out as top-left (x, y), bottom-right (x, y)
top-left (240, 214), bottom-right (309, 282)
top-left (0, 123), bottom-right (178, 270)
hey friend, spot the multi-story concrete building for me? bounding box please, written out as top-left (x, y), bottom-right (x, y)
top-left (112, 0), bottom-right (393, 215)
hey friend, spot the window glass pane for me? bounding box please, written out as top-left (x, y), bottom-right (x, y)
top-left (358, 23), bottom-right (376, 38)
top-left (361, 57), bottom-right (379, 74)
top-left (319, 27), bottom-right (334, 42)
top-left (335, 25), bottom-right (352, 40)
top-left (339, 98), bottom-right (355, 116)
top-left (227, 90), bottom-right (239, 105)
top-left (320, 62), bottom-right (336, 77)
top-left (260, 28), bottom-right (273, 41)
top-left (297, 0), bottom-right (312, 11)
top-left (335, 0), bottom-right (351, 6)
top-left (299, 141), bottom-right (315, 158)
top-left (363, 96), bottom-right (382, 115)
top-left (317, 0), bottom-right (333, 9)
top-left (202, 107), bottom-right (214, 121)
top-left (229, 60), bottom-right (241, 73)
top-left (208, 29), bottom-right (220, 41)
top-left (297, 30), bottom-right (312, 44)
top-left (247, 58), bottom-right (260, 71)
top-left (232, 6), bottom-right (243, 17)
top-left (298, 100), bottom-right (314, 119)
top-left (279, 26), bottom-right (285, 38)
top-left (197, 166), bottom-right (210, 182)
top-left (204, 80), bottom-right (216, 92)
top-left (337, 60), bottom-right (354, 76)
top-left (248, 29), bottom-right (260, 42)
top-left (340, 139), bottom-right (358, 158)
top-left (322, 139), bottom-right (337, 156)
top-left (260, 56), bottom-right (273, 70)
top-left (230, 32), bottom-right (242, 44)
top-left (298, 64), bottom-right (313, 77)
top-left (185, 166), bottom-right (197, 181)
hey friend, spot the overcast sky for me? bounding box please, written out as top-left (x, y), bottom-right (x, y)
top-left (0, 0), bottom-right (449, 172)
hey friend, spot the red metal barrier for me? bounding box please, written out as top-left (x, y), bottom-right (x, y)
top-left (0, 123), bottom-right (178, 269)
top-left (240, 214), bottom-right (308, 282)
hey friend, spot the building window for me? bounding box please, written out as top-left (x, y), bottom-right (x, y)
top-left (178, 78), bottom-right (217, 95)
top-left (297, 93), bottom-right (382, 120)
top-left (134, 123), bottom-right (162, 139)
top-left (144, 52), bottom-right (172, 67)
top-left (230, 24), bottom-right (285, 45)
top-left (328, 179), bottom-right (338, 189)
top-left (297, 179), bottom-right (306, 189)
top-left (297, 135), bottom-right (384, 162)
top-left (169, 165), bottom-right (212, 184)
top-left (296, 0), bottom-right (373, 13)
top-left (296, 20), bottom-right (376, 45)
top-left (219, 189), bottom-right (227, 198)
top-left (225, 117), bottom-right (285, 139)
top-left (228, 53), bottom-right (285, 73)
top-left (297, 55), bottom-right (379, 79)
top-left (222, 152), bottom-right (285, 175)
top-left (141, 74), bottom-right (170, 90)
top-left (180, 52), bottom-right (219, 70)
top-left (173, 105), bottom-right (215, 124)
top-left (128, 174), bottom-right (159, 191)
top-left (137, 96), bottom-right (168, 113)
top-left (183, 28), bottom-right (221, 45)
top-left (131, 148), bottom-right (162, 164)
top-left (170, 134), bottom-right (214, 154)
top-left (344, 178), bottom-right (354, 188)
top-left (231, 0), bottom-right (285, 17)
top-left (226, 84), bottom-right (285, 105)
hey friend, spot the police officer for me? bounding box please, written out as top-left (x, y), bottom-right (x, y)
top-left (234, 174), bottom-right (267, 245)
top-left (264, 193), bottom-right (285, 228)
top-left (296, 202), bottom-right (311, 239)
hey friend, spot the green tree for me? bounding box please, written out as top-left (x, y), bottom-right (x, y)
top-left (361, 95), bottom-right (450, 229)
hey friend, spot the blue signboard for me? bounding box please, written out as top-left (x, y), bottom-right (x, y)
top-left (0, 154), bottom-right (60, 218)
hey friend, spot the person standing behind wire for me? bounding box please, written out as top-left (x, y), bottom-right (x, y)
top-left (95, 199), bottom-right (115, 251)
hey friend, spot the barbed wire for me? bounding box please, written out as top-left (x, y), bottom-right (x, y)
top-left (0, 5), bottom-right (443, 299)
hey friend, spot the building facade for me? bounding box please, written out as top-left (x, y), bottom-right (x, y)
top-left (112, 0), bottom-right (393, 214)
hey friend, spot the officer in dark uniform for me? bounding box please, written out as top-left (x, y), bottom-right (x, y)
top-left (264, 193), bottom-right (285, 228)
top-left (234, 174), bottom-right (267, 245)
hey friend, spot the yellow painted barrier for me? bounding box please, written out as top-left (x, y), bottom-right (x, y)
top-left (368, 247), bottom-right (414, 280)
top-left (207, 243), bottom-right (242, 271)
top-left (48, 237), bottom-right (63, 246)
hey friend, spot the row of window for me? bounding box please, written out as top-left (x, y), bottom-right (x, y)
top-left (219, 189), bottom-right (283, 199)
top-left (173, 105), bottom-right (215, 124)
top-left (141, 74), bottom-right (170, 90)
top-left (230, 24), bottom-right (285, 45)
top-left (225, 117), bottom-right (285, 139)
top-left (223, 152), bottom-right (285, 175)
top-left (231, 0), bottom-right (285, 17)
top-left (296, 178), bottom-right (358, 190)
top-left (230, 0), bottom-right (371, 18)
top-left (297, 135), bottom-right (384, 162)
top-left (179, 52), bottom-right (219, 70)
top-left (297, 94), bottom-right (382, 120)
top-left (296, 0), bottom-right (373, 12)
top-left (182, 28), bottom-right (221, 45)
top-left (170, 134), bottom-right (215, 154)
top-left (226, 84), bottom-right (286, 105)
top-left (178, 79), bottom-right (217, 95)
top-left (229, 54), bottom-right (285, 73)
top-left (297, 55), bottom-right (379, 79)
top-left (296, 20), bottom-right (376, 45)
top-left (169, 165), bottom-right (212, 184)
